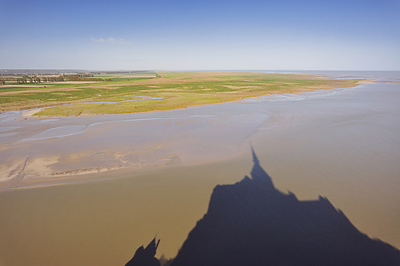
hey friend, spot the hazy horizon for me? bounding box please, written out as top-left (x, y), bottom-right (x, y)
top-left (2, 69), bottom-right (400, 72)
top-left (1, 0), bottom-right (399, 71)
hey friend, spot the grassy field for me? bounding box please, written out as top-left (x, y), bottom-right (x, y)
top-left (0, 72), bottom-right (359, 117)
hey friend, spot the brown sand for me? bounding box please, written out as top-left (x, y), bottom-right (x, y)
top-left (0, 81), bottom-right (399, 265)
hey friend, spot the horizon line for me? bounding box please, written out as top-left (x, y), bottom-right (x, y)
top-left (1, 69), bottom-right (400, 72)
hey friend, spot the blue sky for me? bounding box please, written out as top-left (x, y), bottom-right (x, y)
top-left (1, 0), bottom-right (399, 70)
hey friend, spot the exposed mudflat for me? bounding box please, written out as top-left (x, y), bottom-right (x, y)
top-left (0, 71), bottom-right (399, 266)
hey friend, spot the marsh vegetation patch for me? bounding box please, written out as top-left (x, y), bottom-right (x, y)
top-left (0, 72), bottom-right (359, 117)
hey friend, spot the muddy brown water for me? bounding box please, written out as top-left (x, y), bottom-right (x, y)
top-left (0, 72), bottom-right (399, 265)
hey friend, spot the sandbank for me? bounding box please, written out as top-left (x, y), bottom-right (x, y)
top-left (0, 80), bottom-right (372, 190)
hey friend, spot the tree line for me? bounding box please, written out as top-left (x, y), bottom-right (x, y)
top-left (0, 74), bottom-right (112, 85)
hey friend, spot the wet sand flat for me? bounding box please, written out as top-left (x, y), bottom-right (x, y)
top-left (0, 72), bottom-right (399, 265)
top-left (0, 100), bottom-right (268, 186)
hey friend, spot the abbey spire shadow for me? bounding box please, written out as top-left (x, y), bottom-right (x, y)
top-left (127, 148), bottom-right (400, 266)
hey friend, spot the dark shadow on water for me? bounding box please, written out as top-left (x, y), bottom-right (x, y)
top-left (125, 238), bottom-right (160, 266)
top-left (126, 147), bottom-right (400, 266)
